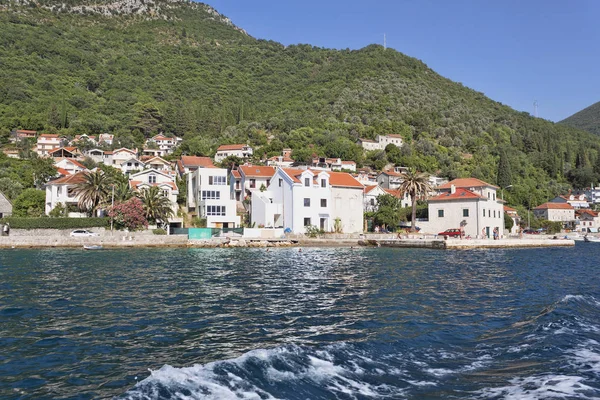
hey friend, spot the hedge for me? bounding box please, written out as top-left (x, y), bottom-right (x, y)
top-left (0, 217), bottom-right (110, 230)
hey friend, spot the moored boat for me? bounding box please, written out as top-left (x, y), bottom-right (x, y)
top-left (83, 245), bottom-right (103, 250)
top-left (583, 235), bottom-right (600, 243)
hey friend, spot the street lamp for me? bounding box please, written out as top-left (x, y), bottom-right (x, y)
top-left (501, 185), bottom-right (513, 201)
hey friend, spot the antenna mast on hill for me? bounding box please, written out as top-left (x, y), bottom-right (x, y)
top-left (384, 33), bottom-right (386, 50)
top-left (534, 100), bottom-right (538, 118)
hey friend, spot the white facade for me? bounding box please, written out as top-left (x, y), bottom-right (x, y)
top-left (98, 133), bottom-right (114, 146)
top-left (85, 149), bottom-right (106, 164)
top-left (214, 144), bottom-right (253, 163)
top-left (37, 134), bottom-right (61, 156)
top-left (45, 173), bottom-right (86, 215)
top-left (128, 169), bottom-right (180, 220)
top-left (358, 134), bottom-right (404, 151)
top-left (146, 135), bottom-right (176, 154)
top-left (54, 158), bottom-right (87, 175)
top-left (428, 179), bottom-right (504, 238)
top-left (533, 203), bottom-right (575, 223)
top-left (238, 166), bottom-right (275, 196)
top-left (252, 168), bottom-right (364, 234)
top-left (190, 167), bottom-right (240, 228)
top-left (120, 158), bottom-right (145, 175)
top-left (110, 148), bottom-right (138, 167)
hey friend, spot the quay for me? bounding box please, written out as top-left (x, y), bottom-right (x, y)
top-left (359, 237), bottom-right (575, 249)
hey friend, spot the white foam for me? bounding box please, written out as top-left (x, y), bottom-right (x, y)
top-left (476, 374), bottom-right (598, 399)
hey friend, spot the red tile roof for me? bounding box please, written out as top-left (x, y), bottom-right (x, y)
top-left (217, 144), bottom-right (248, 151)
top-left (281, 168), bottom-right (363, 188)
top-left (364, 185), bottom-right (380, 194)
top-left (16, 129), bottom-right (37, 134)
top-left (383, 188), bottom-right (404, 198)
top-left (231, 170), bottom-right (241, 178)
top-left (385, 134), bottom-right (403, 139)
top-left (534, 202), bottom-right (574, 210)
top-left (428, 188), bottom-right (484, 201)
top-left (65, 159), bottom-right (87, 169)
top-left (577, 209), bottom-right (598, 217)
top-left (180, 156), bottom-right (215, 168)
top-left (437, 178), bottom-right (498, 190)
top-left (50, 171), bottom-right (88, 185)
top-left (240, 165), bottom-right (275, 178)
top-left (380, 169), bottom-right (403, 177)
top-left (54, 167), bottom-right (71, 176)
top-left (38, 134), bottom-right (59, 139)
top-left (504, 205), bottom-right (517, 212)
top-left (49, 147), bottom-right (77, 155)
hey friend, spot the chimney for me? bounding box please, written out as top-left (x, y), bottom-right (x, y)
top-left (450, 184), bottom-right (456, 194)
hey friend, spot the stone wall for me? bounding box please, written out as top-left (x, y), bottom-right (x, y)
top-left (0, 233), bottom-right (187, 248)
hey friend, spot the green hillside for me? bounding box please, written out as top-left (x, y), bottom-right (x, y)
top-left (561, 101), bottom-right (600, 136)
top-left (1, 0), bottom-right (600, 208)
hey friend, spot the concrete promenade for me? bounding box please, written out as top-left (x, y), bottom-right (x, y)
top-left (360, 237), bottom-right (575, 249)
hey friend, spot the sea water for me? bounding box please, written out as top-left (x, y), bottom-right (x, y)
top-left (1, 246), bottom-right (599, 399)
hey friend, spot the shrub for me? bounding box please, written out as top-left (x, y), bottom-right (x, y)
top-left (152, 228), bottom-right (167, 235)
top-left (108, 198), bottom-right (148, 231)
top-left (305, 225), bottom-right (324, 238)
top-left (0, 217), bottom-right (110, 229)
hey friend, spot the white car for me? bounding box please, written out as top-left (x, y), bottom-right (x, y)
top-left (70, 229), bottom-right (99, 237)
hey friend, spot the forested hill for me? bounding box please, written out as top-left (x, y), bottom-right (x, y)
top-left (1, 0), bottom-right (600, 207)
top-left (561, 101), bottom-right (600, 136)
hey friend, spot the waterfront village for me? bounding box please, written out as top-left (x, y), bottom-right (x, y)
top-left (1, 129), bottom-right (599, 247)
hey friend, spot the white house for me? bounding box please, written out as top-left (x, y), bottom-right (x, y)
top-left (49, 147), bottom-right (81, 160)
top-left (37, 134), bottom-right (62, 156)
top-left (576, 209), bottom-right (600, 232)
top-left (357, 134), bottom-right (404, 151)
top-left (45, 172), bottom-right (87, 215)
top-left (54, 158), bottom-right (87, 175)
top-left (142, 148), bottom-right (167, 158)
top-left (177, 156), bottom-right (216, 210)
top-left (428, 178), bottom-right (504, 238)
top-left (110, 148), bottom-right (138, 167)
top-left (504, 206), bottom-right (520, 235)
top-left (128, 169), bottom-right (181, 223)
top-left (533, 202), bottom-right (575, 225)
top-left (310, 157), bottom-right (356, 172)
top-left (550, 193), bottom-right (589, 209)
top-left (119, 158), bottom-right (145, 175)
top-left (98, 133), bottom-right (114, 146)
top-left (142, 156), bottom-right (172, 172)
top-left (85, 148), bottom-right (107, 164)
top-left (70, 134), bottom-right (97, 147)
top-left (189, 167), bottom-right (240, 228)
top-left (265, 149), bottom-right (295, 168)
top-left (364, 185), bottom-right (411, 212)
top-left (238, 165), bottom-right (276, 196)
top-left (214, 144), bottom-right (253, 163)
top-left (0, 191), bottom-right (13, 218)
top-left (377, 169), bottom-right (404, 190)
top-left (252, 168), bottom-right (364, 233)
top-left (146, 135), bottom-right (177, 154)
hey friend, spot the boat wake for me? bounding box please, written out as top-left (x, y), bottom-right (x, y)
top-left (119, 295), bottom-right (600, 399)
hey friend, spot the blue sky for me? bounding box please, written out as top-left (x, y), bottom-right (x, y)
top-left (207, 0), bottom-right (600, 122)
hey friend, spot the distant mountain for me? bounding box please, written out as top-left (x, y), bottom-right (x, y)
top-left (1, 0), bottom-right (600, 206)
top-left (560, 101), bottom-right (600, 136)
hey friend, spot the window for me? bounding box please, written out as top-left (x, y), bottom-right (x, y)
top-left (209, 176), bottom-right (227, 185)
top-left (304, 198), bottom-right (310, 207)
top-left (493, 193), bottom-right (496, 200)
top-left (370, 198), bottom-right (375, 206)
top-left (250, 179), bottom-right (256, 188)
top-left (127, 162), bottom-right (132, 166)
top-left (149, 175), bottom-right (156, 184)
top-left (438, 209), bottom-right (444, 218)
top-left (201, 191), bottom-right (220, 200)
top-left (279, 178), bottom-right (283, 187)
top-left (488, 192), bottom-right (490, 199)
top-left (206, 205), bottom-right (226, 216)
top-left (483, 208), bottom-right (485, 217)
top-left (162, 190), bottom-right (169, 197)
top-left (488, 210), bottom-right (491, 217)
top-left (463, 209), bottom-right (469, 217)
top-left (304, 217), bottom-right (311, 226)
top-left (321, 199), bottom-right (327, 207)
top-left (321, 179), bottom-right (327, 188)
top-left (305, 177), bottom-right (310, 187)
top-left (266, 179), bottom-right (270, 187)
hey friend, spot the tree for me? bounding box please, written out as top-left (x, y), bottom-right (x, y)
top-left (137, 186), bottom-right (174, 225)
top-left (73, 170), bottom-right (114, 216)
top-left (504, 212), bottom-right (514, 231)
top-left (497, 148), bottom-right (512, 188)
top-left (32, 157), bottom-right (58, 188)
top-left (13, 188), bottom-right (46, 217)
top-left (0, 177), bottom-right (24, 201)
top-left (218, 155), bottom-right (242, 170)
top-left (399, 168), bottom-right (432, 232)
top-left (373, 194), bottom-right (401, 230)
top-left (114, 181), bottom-right (134, 203)
top-left (109, 197), bottom-right (148, 231)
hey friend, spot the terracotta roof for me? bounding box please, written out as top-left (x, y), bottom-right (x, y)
top-left (281, 168), bottom-right (363, 188)
top-left (64, 159), bottom-right (87, 169)
top-left (180, 156), bottom-right (215, 168)
top-left (268, 156), bottom-right (295, 163)
top-left (144, 156), bottom-right (170, 165)
top-left (240, 165), bottom-right (275, 178)
top-left (578, 209), bottom-right (598, 217)
top-left (428, 188), bottom-right (484, 201)
top-left (231, 170), bottom-right (241, 178)
top-left (358, 138), bottom-right (377, 143)
top-left (504, 205), bottom-right (517, 212)
top-left (380, 169), bottom-right (403, 177)
top-left (38, 134), bottom-right (59, 139)
top-left (113, 148), bottom-right (136, 155)
top-left (16, 129), bottom-right (37, 134)
top-left (104, 151), bottom-right (114, 155)
top-left (54, 167), bottom-right (71, 176)
top-left (152, 135), bottom-right (172, 141)
top-left (384, 188), bottom-right (404, 198)
top-left (364, 185), bottom-right (380, 194)
top-left (534, 202), bottom-right (574, 210)
top-left (341, 161), bottom-right (356, 165)
top-left (217, 144), bottom-right (248, 151)
top-left (49, 147), bottom-right (77, 155)
top-left (385, 134), bottom-right (403, 139)
top-left (49, 171), bottom-right (88, 185)
top-left (437, 178), bottom-right (498, 190)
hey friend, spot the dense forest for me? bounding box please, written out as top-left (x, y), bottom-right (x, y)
top-left (1, 0), bottom-right (600, 210)
top-left (561, 101), bottom-right (600, 136)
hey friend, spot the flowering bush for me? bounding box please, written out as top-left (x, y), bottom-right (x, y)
top-left (108, 197), bottom-right (148, 231)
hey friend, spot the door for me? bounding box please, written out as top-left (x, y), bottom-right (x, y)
top-left (320, 218), bottom-right (326, 231)
top-left (485, 226), bottom-right (490, 238)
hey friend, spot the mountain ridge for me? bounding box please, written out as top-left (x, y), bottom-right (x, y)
top-left (560, 101), bottom-right (600, 136)
top-left (1, 1), bottom-right (599, 208)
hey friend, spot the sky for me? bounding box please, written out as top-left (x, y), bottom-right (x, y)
top-left (206, 0), bottom-right (600, 122)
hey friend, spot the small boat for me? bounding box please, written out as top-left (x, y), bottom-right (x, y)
top-left (83, 245), bottom-right (103, 250)
top-left (583, 236), bottom-right (600, 243)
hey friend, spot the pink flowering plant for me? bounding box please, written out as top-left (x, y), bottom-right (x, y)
top-left (108, 197), bottom-right (148, 231)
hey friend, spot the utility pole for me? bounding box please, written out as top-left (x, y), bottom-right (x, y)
top-left (534, 100), bottom-right (538, 118)
top-left (110, 184), bottom-right (114, 234)
top-left (383, 33), bottom-right (386, 50)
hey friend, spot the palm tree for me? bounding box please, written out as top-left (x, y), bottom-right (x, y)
top-left (73, 170), bottom-right (114, 216)
top-left (137, 185), bottom-right (174, 226)
top-left (399, 168), bottom-right (432, 232)
top-left (114, 181), bottom-right (134, 203)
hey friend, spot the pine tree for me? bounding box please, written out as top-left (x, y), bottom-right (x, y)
top-left (497, 148), bottom-right (512, 188)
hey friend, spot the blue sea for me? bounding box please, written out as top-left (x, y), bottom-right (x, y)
top-left (1, 245), bottom-right (599, 399)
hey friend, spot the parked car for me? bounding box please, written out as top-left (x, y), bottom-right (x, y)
top-left (438, 228), bottom-right (462, 238)
top-left (70, 229), bottom-right (99, 237)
